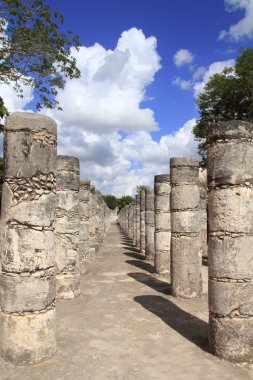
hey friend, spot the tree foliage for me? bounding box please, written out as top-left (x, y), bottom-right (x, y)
top-left (102, 195), bottom-right (118, 210)
top-left (117, 195), bottom-right (133, 210)
top-left (103, 194), bottom-right (133, 210)
top-left (193, 48), bottom-right (253, 165)
top-left (0, 0), bottom-right (81, 117)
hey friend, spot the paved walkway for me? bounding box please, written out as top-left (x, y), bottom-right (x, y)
top-left (1, 224), bottom-right (253, 380)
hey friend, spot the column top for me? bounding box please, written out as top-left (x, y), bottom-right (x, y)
top-left (154, 174), bottom-right (170, 183)
top-left (170, 157), bottom-right (199, 167)
top-left (57, 155), bottom-right (79, 172)
top-left (207, 120), bottom-right (253, 144)
top-left (5, 111), bottom-right (57, 135)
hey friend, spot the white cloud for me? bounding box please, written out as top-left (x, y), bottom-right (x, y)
top-left (45, 27), bottom-right (161, 134)
top-left (173, 49), bottom-right (194, 67)
top-left (58, 118), bottom-right (198, 197)
top-left (193, 59), bottom-right (235, 95)
top-left (219, 0), bottom-right (253, 40)
top-left (0, 28), bottom-right (199, 196)
top-left (172, 77), bottom-right (192, 90)
top-left (0, 82), bottom-right (34, 112)
top-left (172, 59), bottom-right (235, 96)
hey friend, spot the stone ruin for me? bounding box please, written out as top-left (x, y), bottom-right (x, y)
top-left (118, 120), bottom-right (253, 363)
top-left (0, 112), bottom-right (115, 365)
top-left (0, 112), bottom-right (253, 366)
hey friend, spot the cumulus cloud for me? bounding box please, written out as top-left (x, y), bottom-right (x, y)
top-left (45, 27), bottom-right (161, 134)
top-left (172, 77), bottom-right (192, 90)
top-left (173, 49), bottom-right (194, 67)
top-left (193, 59), bottom-right (235, 95)
top-left (58, 118), bottom-right (198, 197)
top-left (0, 82), bottom-right (34, 112)
top-left (172, 59), bottom-right (235, 96)
top-left (219, 0), bottom-right (253, 40)
top-left (0, 28), bottom-right (199, 196)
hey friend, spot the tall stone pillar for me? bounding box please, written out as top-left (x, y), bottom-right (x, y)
top-left (140, 188), bottom-right (146, 255)
top-left (55, 156), bottom-right (80, 299)
top-left (88, 185), bottom-right (96, 258)
top-left (0, 112), bottom-right (57, 365)
top-left (133, 200), bottom-right (137, 246)
top-left (128, 204), bottom-right (133, 240)
top-left (79, 179), bottom-right (90, 274)
top-left (207, 120), bottom-right (253, 362)
top-left (199, 169), bottom-right (208, 257)
top-left (154, 174), bottom-right (171, 275)
top-left (170, 157), bottom-right (202, 298)
top-left (145, 186), bottom-right (155, 260)
top-left (136, 194), bottom-right (141, 249)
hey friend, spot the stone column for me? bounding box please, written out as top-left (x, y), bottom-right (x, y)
top-left (55, 156), bottom-right (80, 299)
top-left (140, 188), bottom-right (146, 255)
top-left (136, 194), bottom-right (141, 249)
top-left (79, 180), bottom-right (90, 274)
top-left (154, 174), bottom-right (171, 275)
top-left (145, 186), bottom-right (155, 260)
top-left (88, 185), bottom-right (96, 258)
top-left (128, 204), bottom-right (133, 240)
top-left (133, 200), bottom-right (137, 246)
top-left (170, 157), bottom-right (202, 298)
top-left (207, 120), bottom-right (253, 362)
top-left (199, 169), bottom-right (208, 257)
top-left (0, 112), bottom-right (57, 365)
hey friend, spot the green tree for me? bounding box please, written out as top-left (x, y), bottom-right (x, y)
top-left (193, 48), bottom-right (253, 165)
top-left (0, 0), bottom-right (81, 117)
top-left (103, 195), bottom-right (118, 210)
top-left (117, 195), bottom-right (133, 210)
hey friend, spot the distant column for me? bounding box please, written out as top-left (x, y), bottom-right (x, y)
top-left (207, 120), bottom-right (253, 362)
top-left (140, 188), bottom-right (146, 255)
top-left (154, 174), bottom-right (171, 275)
top-left (136, 194), bottom-right (141, 249)
top-left (79, 180), bottom-right (90, 274)
top-left (145, 186), bottom-right (155, 260)
top-left (55, 156), bottom-right (80, 299)
top-left (133, 200), bottom-right (137, 246)
top-left (88, 185), bottom-right (96, 258)
top-left (0, 112), bottom-right (57, 365)
top-left (170, 157), bottom-right (202, 298)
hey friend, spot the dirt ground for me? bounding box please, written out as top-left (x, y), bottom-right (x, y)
top-left (0, 224), bottom-right (253, 380)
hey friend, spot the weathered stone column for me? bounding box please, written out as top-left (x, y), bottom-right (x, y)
top-left (88, 185), bottom-right (96, 258)
top-left (133, 200), bottom-right (137, 246)
top-left (0, 112), bottom-right (57, 365)
top-left (136, 194), bottom-right (141, 249)
top-left (128, 204), bottom-right (133, 240)
top-left (55, 156), bottom-right (80, 299)
top-left (154, 175), bottom-right (171, 275)
top-left (199, 169), bottom-right (208, 257)
top-left (79, 180), bottom-right (90, 274)
top-left (140, 188), bottom-right (146, 255)
top-left (207, 120), bottom-right (253, 362)
top-left (170, 157), bottom-right (202, 298)
top-left (145, 186), bottom-right (155, 260)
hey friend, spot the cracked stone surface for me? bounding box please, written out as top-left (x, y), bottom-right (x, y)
top-left (1, 224), bottom-right (253, 379)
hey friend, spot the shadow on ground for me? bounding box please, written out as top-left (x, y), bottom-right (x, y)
top-left (126, 259), bottom-right (155, 273)
top-left (122, 251), bottom-right (145, 260)
top-left (128, 272), bottom-right (170, 295)
top-left (134, 294), bottom-right (209, 352)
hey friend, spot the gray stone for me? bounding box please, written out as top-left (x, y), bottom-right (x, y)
top-left (170, 157), bottom-right (202, 299)
top-left (0, 112), bottom-right (57, 365)
top-left (154, 174), bottom-right (171, 275)
top-left (207, 120), bottom-right (253, 362)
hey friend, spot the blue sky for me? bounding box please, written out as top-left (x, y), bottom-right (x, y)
top-left (2, 0), bottom-right (253, 195)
